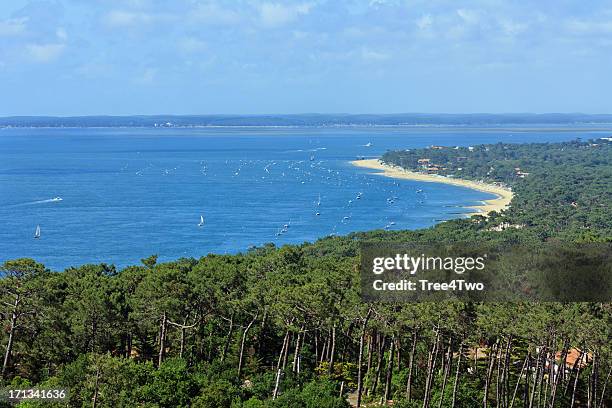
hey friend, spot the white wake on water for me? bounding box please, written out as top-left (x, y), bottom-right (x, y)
top-left (12, 197), bottom-right (63, 206)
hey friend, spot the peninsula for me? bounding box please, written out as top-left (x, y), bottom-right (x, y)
top-left (351, 158), bottom-right (513, 216)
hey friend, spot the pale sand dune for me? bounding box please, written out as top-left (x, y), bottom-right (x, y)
top-left (351, 159), bottom-right (513, 217)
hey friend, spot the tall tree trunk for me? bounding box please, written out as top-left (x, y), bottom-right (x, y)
top-left (2, 294), bottom-right (19, 378)
top-left (282, 331), bottom-right (292, 371)
top-left (237, 312), bottom-right (258, 378)
top-left (277, 330), bottom-right (289, 370)
top-left (158, 311), bottom-right (167, 367)
top-left (550, 340), bottom-right (569, 407)
top-left (272, 329), bottom-right (290, 400)
top-left (570, 349), bottom-right (582, 408)
top-left (396, 337), bottom-right (402, 372)
top-left (328, 324), bottom-right (336, 376)
top-left (356, 309), bottom-right (372, 408)
top-left (320, 332), bottom-right (328, 364)
top-left (272, 367), bottom-right (282, 400)
top-left (564, 349), bottom-right (584, 397)
top-left (588, 351), bottom-right (598, 408)
top-left (314, 330), bottom-right (319, 364)
top-left (438, 341), bottom-right (452, 408)
top-left (371, 334), bottom-right (386, 396)
top-left (483, 339), bottom-right (500, 408)
top-left (543, 344), bottom-right (553, 406)
top-left (257, 308), bottom-right (268, 355)
top-left (406, 330), bottom-right (418, 401)
top-left (179, 326), bottom-right (186, 359)
top-left (324, 327), bottom-right (331, 362)
top-left (509, 354), bottom-right (529, 408)
top-left (292, 325), bottom-right (304, 373)
top-left (383, 336), bottom-right (395, 405)
top-left (535, 347), bottom-right (546, 408)
top-left (524, 352), bottom-right (531, 408)
top-left (220, 312), bottom-right (234, 364)
top-left (496, 342), bottom-right (502, 408)
top-left (423, 329), bottom-right (441, 408)
top-left (529, 347), bottom-right (542, 408)
top-left (597, 366), bottom-right (611, 408)
top-left (451, 341), bottom-right (463, 408)
top-left (503, 336), bottom-right (513, 408)
top-left (366, 332), bottom-right (374, 376)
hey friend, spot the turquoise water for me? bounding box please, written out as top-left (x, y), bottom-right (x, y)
top-left (0, 126), bottom-right (599, 270)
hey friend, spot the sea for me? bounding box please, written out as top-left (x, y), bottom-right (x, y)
top-left (0, 125), bottom-right (607, 270)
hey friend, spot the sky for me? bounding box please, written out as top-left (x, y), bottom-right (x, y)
top-left (1, 0), bottom-right (612, 116)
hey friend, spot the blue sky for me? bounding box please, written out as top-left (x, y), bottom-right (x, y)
top-left (1, 0), bottom-right (612, 115)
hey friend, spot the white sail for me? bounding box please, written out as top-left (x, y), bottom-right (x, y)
top-left (34, 225), bottom-right (41, 238)
top-left (198, 215), bottom-right (205, 227)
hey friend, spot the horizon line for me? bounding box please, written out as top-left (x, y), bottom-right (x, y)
top-left (3, 112), bottom-right (612, 118)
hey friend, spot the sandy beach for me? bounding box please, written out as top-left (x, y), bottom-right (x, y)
top-left (351, 159), bottom-right (513, 216)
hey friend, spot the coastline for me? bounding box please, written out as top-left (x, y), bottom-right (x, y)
top-left (351, 159), bottom-right (513, 216)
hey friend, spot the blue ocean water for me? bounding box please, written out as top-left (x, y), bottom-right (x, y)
top-left (0, 126), bottom-right (603, 270)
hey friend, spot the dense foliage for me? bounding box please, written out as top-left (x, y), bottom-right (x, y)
top-left (1, 140), bottom-right (610, 407)
top-left (382, 139), bottom-right (611, 240)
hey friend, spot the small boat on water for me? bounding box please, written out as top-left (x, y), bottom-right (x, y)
top-left (34, 225), bottom-right (41, 239)
top-left (51, 197), bottom-right (63, 202)
top-left (198, 215), bottom-right (205, 227)
top-left (364, 142), bottom-right (373, 147)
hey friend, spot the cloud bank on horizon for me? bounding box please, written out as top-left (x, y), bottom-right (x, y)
top-left (1, 0), bottom-right (611, 115)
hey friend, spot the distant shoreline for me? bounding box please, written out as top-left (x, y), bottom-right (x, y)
top-left (3, 113), bottom-right (612, 131)
top-left (3, 125), bottom-right (612, 132)
top-left (351, 159), bottom-right (513, 216)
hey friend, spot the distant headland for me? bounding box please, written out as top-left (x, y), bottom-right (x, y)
top-left (2, 113), bottom-right (612, 128)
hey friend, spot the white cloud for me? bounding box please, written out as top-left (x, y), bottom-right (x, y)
top-left (0, 17), bottom-right (28, 36)
top-left (26, 43), bottom-right (65, 63)
top-left (416, 14), bottom-right (433, 30)
top-left (259, 2), bottom-right (313, 27)
top-left (456, 9), bottom-right (480, 25)
top-left (102, 10), bottom-right (158, 28)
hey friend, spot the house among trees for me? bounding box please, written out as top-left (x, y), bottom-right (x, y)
top-left (514, 167), bottom-right (530, 178)
top-left (558, 348), bottom-right (592, 370)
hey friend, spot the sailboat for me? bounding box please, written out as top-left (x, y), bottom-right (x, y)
top-left (198, 215), bottom-right (205, 227)
top-left (317, 194), bottom-right (321, 206)
top-left (34, 225), bottom-right (41, 239)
